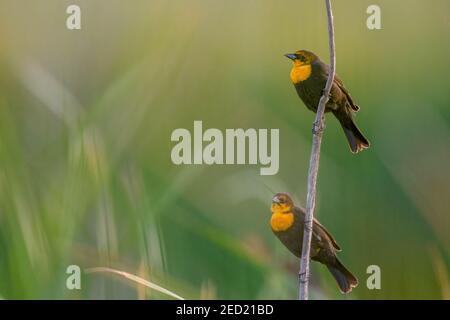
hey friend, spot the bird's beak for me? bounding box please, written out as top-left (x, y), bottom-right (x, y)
top-left (284, 53), bottom-right (297, 60)
top-left (272, 196), bottom-right (281, 204)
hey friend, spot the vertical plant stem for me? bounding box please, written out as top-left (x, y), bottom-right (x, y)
top-left (298, 0), bottom-right (336, 300)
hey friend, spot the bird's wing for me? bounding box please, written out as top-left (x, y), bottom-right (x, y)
top-left (313, 218), bottom-right (342, 251)
top-left (294, 206), bottom-right (342, 251)
top-left (333, 75), bottom-right (360, 112)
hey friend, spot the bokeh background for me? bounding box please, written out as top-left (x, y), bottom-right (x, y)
top-left (0, 0), bottom-right (449, 299)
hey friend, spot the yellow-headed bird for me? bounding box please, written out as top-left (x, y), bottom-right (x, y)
top-left (285, 50), bottom-right (370, 153)
top-left (270, 193), bottom-right (358, 293)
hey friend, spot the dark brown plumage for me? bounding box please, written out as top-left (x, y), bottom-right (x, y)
top-left (271, 193), bottom-right (358, 293)
top-left (285, 50), bottom-right (370, 153)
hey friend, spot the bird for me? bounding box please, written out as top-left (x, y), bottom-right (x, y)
top-left (285, 50), bottom-right (370, 153)
top-left (270, 192), bottom-right (358, 293)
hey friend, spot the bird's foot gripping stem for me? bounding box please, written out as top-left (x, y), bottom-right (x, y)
top-left (321, 89), bottom-right (333, 99)
top-left (312, 118), bottom-right (325, 135)
top-left (302, 219), bottom-right (314, 232)
top-left (299, 271), bottom-right (309, 284)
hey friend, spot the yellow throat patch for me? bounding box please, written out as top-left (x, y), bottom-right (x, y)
top-left (270, 206), bottom-right (294, 232)
top-left (290, 61), bottom-right (312, 84)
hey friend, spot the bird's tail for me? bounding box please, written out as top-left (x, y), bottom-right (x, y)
top-left (337, 115), bottom-right (370, 153)
top-left (327, 258), bottom-right (358, 294)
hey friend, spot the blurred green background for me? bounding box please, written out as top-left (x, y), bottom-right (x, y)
top-left (0, 0), bottom-right (449, 299)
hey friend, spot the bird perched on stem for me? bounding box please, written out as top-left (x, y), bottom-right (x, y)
top-left (285, 50), bottom-right (370, 153)
top-left (270, 192), bottom-right (358, 293)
